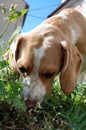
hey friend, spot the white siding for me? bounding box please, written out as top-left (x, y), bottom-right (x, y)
top-left (0, 0), bottom-right (28, 45)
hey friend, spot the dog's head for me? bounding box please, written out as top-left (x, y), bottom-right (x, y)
top-left (10, 24), bottom-right (82, 108)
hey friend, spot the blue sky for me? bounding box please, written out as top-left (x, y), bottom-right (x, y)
top-left (22, 0), bottom-right (61, 32)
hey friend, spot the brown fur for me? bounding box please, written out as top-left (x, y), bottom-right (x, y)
top-left (9, 8), bottom-right (86, 95)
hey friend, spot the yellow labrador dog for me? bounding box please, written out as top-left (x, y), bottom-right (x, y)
top-left (8, 8), bottom-right (86, 107)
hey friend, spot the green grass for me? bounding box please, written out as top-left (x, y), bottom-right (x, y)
top-left (0, 61), bottom-right (86, 129)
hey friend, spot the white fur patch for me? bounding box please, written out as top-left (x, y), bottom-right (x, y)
top-left (33, 46), bottom-right (45, 69)
top-left (70, 28), bottom-right (78, 44)
top-left (57, 11), bottom-right (68, 20)
top-left (22, 46), bottom-right (46, 101)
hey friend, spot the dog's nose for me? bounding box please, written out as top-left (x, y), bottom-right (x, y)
top-left (19, 66), bottom-right (27, 73)
top-left (18, 66), bottom-right (28, 77)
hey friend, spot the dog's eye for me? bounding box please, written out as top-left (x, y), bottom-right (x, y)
top-left (19, 67), bottom-right (27, 73)
top-left (42, 73), bottom-right (54, 79)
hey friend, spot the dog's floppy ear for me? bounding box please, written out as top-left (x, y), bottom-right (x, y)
top-left (9, 35), bottom-right (24, 71)
top-left (60, 41), bottom-right (82, 95)
top-left (15, 36), bottom-right (24, 62)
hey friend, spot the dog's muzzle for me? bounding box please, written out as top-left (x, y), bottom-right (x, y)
top-left (21, 77), bottom-right (46, 108)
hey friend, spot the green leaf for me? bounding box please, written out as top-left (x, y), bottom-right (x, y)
top-left (77, 112), bottom-right (86, 123)
top-left (2, 8), bottom-right (6, 14)
top-left (8, 9), bottom-right (28, 22)
top-left (0, 60), bottom-right (8, 69)
top-left (7, 26), bottom-right (21, 47)
top-left (0, 81), bottom-right (6, 96)
top-left (77, 120), bottom-right (86, 130)
top-left (20, 9), bottom-right (28, 16)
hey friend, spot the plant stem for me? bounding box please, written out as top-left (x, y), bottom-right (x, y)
top-left (0, 20), bottom-right (10, 39)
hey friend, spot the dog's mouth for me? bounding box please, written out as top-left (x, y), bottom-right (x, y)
top-left (25, 99), bottom-right (37, 108)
